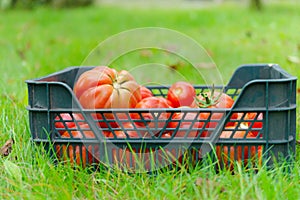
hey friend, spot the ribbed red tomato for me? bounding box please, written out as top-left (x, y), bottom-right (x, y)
top-left (73, 66), bottom-right (141, 128)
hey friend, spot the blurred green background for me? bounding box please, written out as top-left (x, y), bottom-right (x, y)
top-left (1, 0), bottom-right (299, 87)
top-left (0, 0), bottom-right (299, 199)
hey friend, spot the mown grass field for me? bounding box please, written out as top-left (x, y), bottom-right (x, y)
top-left (0, 1), bottom-right (299, 199)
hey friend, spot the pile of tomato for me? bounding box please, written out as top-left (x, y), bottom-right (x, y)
top-left (54, 66), bottom-right (263, 169)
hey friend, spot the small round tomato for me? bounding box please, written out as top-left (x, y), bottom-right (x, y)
top-left (195, 90), bottom-right (238, 135)
top-left (195, 90), bottom-right (235, 109)
top-left (130, 97), bottom-right (171, 134)
top-left (167, 81), bottom-right (196, 108)
top-left (140, 86), bottom-right (153, 99)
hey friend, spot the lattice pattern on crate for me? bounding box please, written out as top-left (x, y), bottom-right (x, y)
top-left (221, 111), bottom-right (264, 139)
top-left (225, 88), bottom-right (241, 100)
top-left (52, 110), bottom-right (262, 140)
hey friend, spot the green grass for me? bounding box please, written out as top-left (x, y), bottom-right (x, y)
top-left (0, 1), bottom-right (300, 199)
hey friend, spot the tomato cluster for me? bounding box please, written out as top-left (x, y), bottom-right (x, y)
top-left (54, 66), bottom-right (263, 168)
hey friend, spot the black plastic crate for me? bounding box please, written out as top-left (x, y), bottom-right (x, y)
top-left (26, 64), bottom-right (297, 172)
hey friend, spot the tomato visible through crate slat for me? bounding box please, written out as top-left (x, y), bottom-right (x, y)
top-left (107, 122), bottom-right (151, 139)
top-left (54, 113), bottom-right (84, 135)
top-left (167, 111), bottom-right (204, 138)
top-left (244, 112), bottom-right (263, 137)
top-left (130, 97), bottom-right (171, 134)
top-left (216, 125), bottom-right (262, 170)
top-left (56, 123), bottom-right (108, 167)
top-left (194, 90), bottom-right (238, 137)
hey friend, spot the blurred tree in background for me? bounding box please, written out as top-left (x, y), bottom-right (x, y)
top-left (1, 0), bottom-right (264, 10)
top-left (51, 0), bottom-right (94, 8)
top-left (250, 0), bottom-right (262, 10)
top-left (0, 0), bottom-right (94, 9)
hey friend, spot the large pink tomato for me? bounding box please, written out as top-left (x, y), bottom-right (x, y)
top-left (73, 66), bottom-right (142, 127)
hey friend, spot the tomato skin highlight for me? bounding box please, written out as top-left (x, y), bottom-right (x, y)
top-left (167, 81), bottom-right (196, 108)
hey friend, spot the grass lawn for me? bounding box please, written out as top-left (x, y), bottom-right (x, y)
top-left (0, 1), bottom-right (299, 199)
